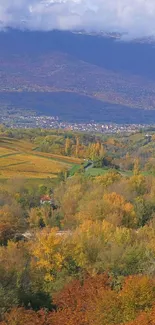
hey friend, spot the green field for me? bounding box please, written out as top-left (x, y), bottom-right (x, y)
top-left (85, 167), bottom-right (134, 177)
top-left (85, 168), bottom-right (109, 176)
top-left (85, 167), bottom-right (155, 178)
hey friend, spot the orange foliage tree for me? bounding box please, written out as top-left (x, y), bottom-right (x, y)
top-left (0, 308), bottom-right (48, 325)
top-left (48, 274), bottom-right (110, 325)
top-left (126, 306), bottom-right (155, 325)
top-left (49, 275), bottom-right (155, 325)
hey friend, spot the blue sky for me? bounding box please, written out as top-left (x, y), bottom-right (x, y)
top-left (0, 0), bottom-right (155, 38)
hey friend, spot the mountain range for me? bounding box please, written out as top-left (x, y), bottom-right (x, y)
top-left (1, 29), bottom-right (155, 124)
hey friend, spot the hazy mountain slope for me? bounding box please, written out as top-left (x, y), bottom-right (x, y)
top-left (3, 91), bottom-right (155, 124)
top-left (0, 30), bottom-right (155, 123)
top-left (1, 50), bottom-right (155, 109)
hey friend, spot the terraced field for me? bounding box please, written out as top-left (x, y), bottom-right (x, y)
top-left (0, 137), bottom-right (82, 179)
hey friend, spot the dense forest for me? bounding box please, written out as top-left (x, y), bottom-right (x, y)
top-left (1, 127), bottom-right (155, 324)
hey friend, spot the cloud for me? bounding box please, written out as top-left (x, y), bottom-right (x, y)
top-left (0, 0), bottom-right (155, 38)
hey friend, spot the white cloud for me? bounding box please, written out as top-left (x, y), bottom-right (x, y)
top-left (0, 0), bottom-right (155, 37)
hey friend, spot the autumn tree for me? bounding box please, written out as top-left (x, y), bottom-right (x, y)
top-left (75, 136), bottom-right (80, 157)
top-left (28, 204), bottom-right (57, 229)
top-left (69, 220), bottom-right (152, 277)
top-left (70, 220), bottom-right (115, 275)
top-left (54, 176), bottom-right (89, 228)
top-left (129, 174), bottom-right (146, 196)
top-left (31, 228), bottom-right (65, 282)
top-left (0, 203), bottom-right (26, 245)
top-left (94, 170), bottom-right (121, 187)
top-left (0, 308), bottom-right (48, 325)
top-left (133, 158), bottom-right (140, 176)
top-left (102, 192), bottom-right (137, 228)
top-left (65, 138), bottom-right (72, 156)
top-left (0, 242), bottom-right (30, 316)
top-left (87, 142), bottom-right (102, 160)
top-left (120, 276), bottom-right (155, 322)
top-left (49, 274), bottom-right (110, 325)
top-left (126, 306), bottom-right (155, 325)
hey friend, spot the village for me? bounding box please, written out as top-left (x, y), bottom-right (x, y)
top-left (0, 113), bottom-right (152, 134)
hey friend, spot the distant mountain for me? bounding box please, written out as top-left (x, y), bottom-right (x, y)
top-left (0, 29), bottom-right (155, 124)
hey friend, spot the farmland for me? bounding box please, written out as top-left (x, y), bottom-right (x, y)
top-left (0, 137), bottom-right (81, 180)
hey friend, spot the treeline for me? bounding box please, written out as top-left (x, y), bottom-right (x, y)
top-left (1, 275), bottom-right (155, 325)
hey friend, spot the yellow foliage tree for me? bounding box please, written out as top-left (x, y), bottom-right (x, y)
top-left (71, 220), bottom-right (115, 275)
top-left (75, 136), bottom-right (80, 157)
top-left (31, 228), bottom-right (64, 282)
top-left (120, 276), bottom-right (155, 322)
top-left (133, 158), bottom-right (140, 176)
top-left (95, 171), bottom-right (121, 187)
top-left (129, 174), bottom-right (146, 195)
top-left (103, 192), bottom-right (137, 228)
top-left (65, 138), bottom-right (72, 155)
top-left (88, 142), bottom-right (103, 160)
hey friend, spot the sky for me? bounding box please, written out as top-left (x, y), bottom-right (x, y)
top-left (0, 0), bottom-right (155, 38)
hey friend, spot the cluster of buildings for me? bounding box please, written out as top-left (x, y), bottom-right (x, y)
top-left (0, 113), bottom-right (152, 134)
top-left (64, 122), bottom-right (148, 134)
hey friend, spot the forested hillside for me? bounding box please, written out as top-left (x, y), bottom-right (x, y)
top-left (1, 127), bottom-right (155, 324)
top-left (1, 30), bottom-right (155, 123)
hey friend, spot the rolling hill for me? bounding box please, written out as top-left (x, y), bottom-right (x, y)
top-left (0, 136), bottom-right (81, 180)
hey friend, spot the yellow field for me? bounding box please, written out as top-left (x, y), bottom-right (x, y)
top-left (32, 151), bottom-right (82, 164)
top-left (0, 147), bottom-right (16, 156)
top-left (0, 138), bottom-right (34, 151)
top-left (0, 137), bottom-right (81, 179)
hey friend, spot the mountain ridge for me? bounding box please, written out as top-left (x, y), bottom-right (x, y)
top-left (0, 29), bottom-right (155, 123)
